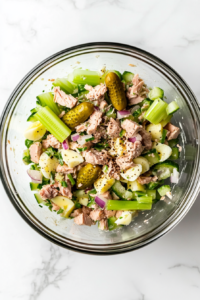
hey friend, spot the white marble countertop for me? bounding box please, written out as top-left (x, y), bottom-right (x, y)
top-left (1, 0), bottom-right (200, 299)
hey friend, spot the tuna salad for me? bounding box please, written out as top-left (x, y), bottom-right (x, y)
top-left (23, 69), bottom-right (181, 231)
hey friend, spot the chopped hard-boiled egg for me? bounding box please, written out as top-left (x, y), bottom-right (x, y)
top-left (94, 174), bottom-right (115, 194)
top-left (133, 156), bottom-right (150, 174)
top-left (62, 149), bottom-right (84, 168)
top-left (51, 196), bottom-right (75, 218)
top-left (127, 180), bottom-right (146, 192)
top-left (24, 121), bottom-right (46, 141)
top-left (115, 210), bottom-right (138, 226)
top-left (153, 142), bottom-right (172, 162)
top-left (109, 138), bottom-right (126, 157)
top-left (120, 164), bottom-right (142, 182)
top-left (39, 152), bottom-right (59, 179)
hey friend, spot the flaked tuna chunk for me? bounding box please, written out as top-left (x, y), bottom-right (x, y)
top-left (75, 123), bottom-right (88, 133)
top-left (116, 210), bottom-right (123, 218)
top-left (107, 118), bottom-right (121, 138)
top-left (125, 140), bottom-right (144, 160)
top-left (56, 180), bottom-right (72, 199)
top-left (85, 83), bottom-right (107, 101)
top-left (89, 209), bottom-right (105, 221)
top-left (87, 110), bottom-right (103, 135)
top-left (53, 87), bottom-right (77, 108)
top-left (29, 142), bottom-right (42, 163)
top-left (99, 219), bottom-right (108, 230)
top-left (82, 206), bottom-right (92, 215)
top-left (139, 128), bottom-right (152, 150)
top-left (107, 160), bottom-right (120, 180)
top-left (137, 175), bottom-right (158, 185)
top-left (164, 123), bottom-right (180, 140)
top-left (121, 119), bottom-right (142, 138)
top-left (52, 203), bottom-right (60, 211)
top-left (70, 208), bottom-right (82, 218)
top-left (128, 95), bottom-right (144, 105)
top-left (39, 184), bottom-right (59, 200)
top-left (116, 155), bottom-right (135, 170)
top-left (83, 149), bottom-right (110, 165)
top-left (100, 190), bottom-right (112, 200)
top-left (42, 134), bottom-right (62, 149)
top-left (99, 100), bottom-right (108, 110)
top-left (74, 213), bottom-right (94, 226)
top-left (104, 210), bottom-right (116, 218)
top-left (92, 126), bottom-right (107, 143)
top-left (56, 163), bottom-right (74, 174)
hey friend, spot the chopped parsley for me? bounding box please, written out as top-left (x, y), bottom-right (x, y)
top-left (45, 147), bottom-right (55, 157)
top-left (79, 131), bottom-right (87, 136)
top-left (55, 151), bottom-right (64, 166)
top-left (103, 165), bottom-right (108, 173)
top-left (61, 181), bottom-right (68, 187)
top-left (77, 147), bottom-right (87, 152)
top-left (57, 208), bottom-right (64, 215)
top-left (85, 137), bottom-right (95, 142)
top-left (23, 155), bottom-right (32, 165)
top-left (50, 172), bottom-right (55, 184)
top-left (67, 174), bottom-right (75, 186)
top-left (119, 217), bottom-right (123, 219)
top-left (25, 139), bottom-right (34, 148)
top-left (119, 129), bottom-right (125, 138)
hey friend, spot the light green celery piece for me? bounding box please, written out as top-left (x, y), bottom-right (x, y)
top-left (106, 200), bottom-right (152, 211)
top-left (70, 69), bottom-right (101, 86)
top-left (166, 101), bottom-right (180, 115)
top-left (52, 78), bottom-right (76, 94)
top-left (144, 98), bottom-right (168, 124)
top-left (137, 196), bottom-right (153, 203)
top-left (160, 114), bottom-right (172, 127)
top-left (36, 92), bottom-right (60, 115)
top-left (35, 106), bottom-right (71, 142)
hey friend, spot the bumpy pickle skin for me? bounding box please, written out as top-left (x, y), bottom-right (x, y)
top-left (105, 72), bottom-right (127, 111)
top-left (62, 102), bottom-right (94, 129)
top-left (76, 163), bottom-right (102, 189)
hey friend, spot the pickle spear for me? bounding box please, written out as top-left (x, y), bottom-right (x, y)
top-left (105, 72), bottom-right (127, 110)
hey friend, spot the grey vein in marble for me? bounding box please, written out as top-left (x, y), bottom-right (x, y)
top-left (169, 263), bottom-right (200, 274)
top-left (29, 245), bottom-right (70, 300)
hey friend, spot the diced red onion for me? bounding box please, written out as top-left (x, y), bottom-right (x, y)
top-left (62, 140), bottom-right (69, 150)
top-left (94, 106), bottom-right (100, 111)
top-left (71, 133), bottom-right (80, 142)
top-left (95, 195), bottom-right (107, 208)
top-left (129, 137), bottom-right (136, 143)
top-left (130, 105), bottom-right (140, 114)
top-left (78, 134), bottom-right (93, 146)
top-left (27, 169), bottom-right (42, 183)
top-left (117, 110), bottom-right (131, 119)
top-left (170, 168), bottom-right (179, 184)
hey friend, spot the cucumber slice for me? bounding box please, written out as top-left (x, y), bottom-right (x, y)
top-left (157, 185), bottom-right (171, 197)
top-left (145, 190), bottom-right (156, 200)
top-left (30, 182), bottom-right (40, 191)
top-left (140, 99), bottom-right (153, 111)
top-left (168, 138), bottom-right (179, 148)
top-left (34, 193), bottom-right (46, 205)
top-left (170, 147), bottom-right (179, 160)
top-left (52, 78), bottom-right (76, 94)
top-left (27, 113), bottom-right (38, 122)
top-left (122, 71), bottom-right (134, 84)
top-left (166, 101), bottom-right (180, 115)
top-left (107, 216), bottom-right (122, 231)
top-left (148, 87), bottom-right (164, 100)
top-left (146, 180), bottom-right (164, 190)
top-left (111, 181), bottom-right (133, 200)
top-left (152, 160), bottom-right (179, 180)
top-left (143, 149), bottom-right (160, 166)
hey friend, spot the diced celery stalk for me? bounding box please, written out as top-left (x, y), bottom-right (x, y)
top-left (35, 106), bottom-right (71, 143)
top-left (52, 78), bottom-right (75, 94)
top-left (148, 87), bottom-right (164, 100)
top-left (106, 200), bottom-right (152, 210)
top-left (166, 101), bottom-right (180, 115)
top-left (144, 98), bottom-right (168, 124)
top-left (160, 114), bottom-right (172, 127)
top-left (136, 196), bottom-right (152, 203)
top-left (71, 69), bottom-right (101, 86)
top-left (36, 92), bottom-right (60, 115)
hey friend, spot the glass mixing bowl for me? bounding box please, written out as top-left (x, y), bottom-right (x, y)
top-left (1, 43), bottom-right (200, 255)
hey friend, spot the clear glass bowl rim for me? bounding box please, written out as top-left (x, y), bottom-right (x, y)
top-left (1, 42), bottom-right (200, 255)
